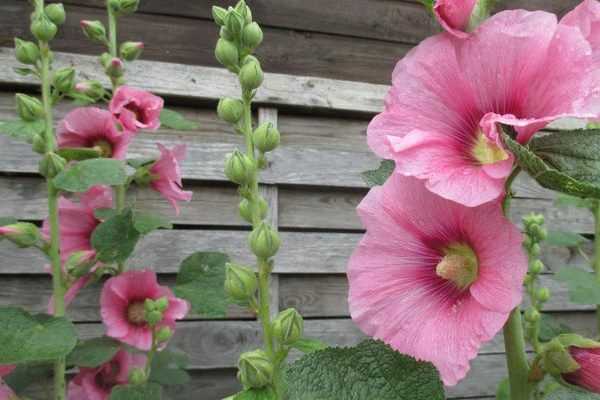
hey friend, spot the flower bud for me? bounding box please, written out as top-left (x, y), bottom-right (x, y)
top-left (234, 0), bottom-right (252, 24)
top-left (15, 94), bottom-right (44, 121)
top-left (14, 38), bottom-right (40, 65)
top-left (225, 9), bottom-right (245, 38)
top-left (224, 150), bottom-right (254, 185)
top-left (253, 122), bottom-right (280, 153)
top-left (219, 26), bottom-right (235, 41)
top-left (272, 308), bottom-right (303, 345)
top-left (524, 307), bottom-right (540, 323)
top-left (39, 152), bottom-right (67, 179)
top-left (144, 309), bottom-right (163, 326)
top-left (108, 0), bottom-right (122, 12)
top-left (239, 197), bottom-right (268, 223)
top-left (541, 338), bottom-right (581, 376)
top-left (239, 59), bottom-right (264, 90)
top-left (144, 298), bottom-right (156, 313)
top-left (31, 15), bottom-right (58, 42)
top-left (0, 222), bottom-right (41, 248)
top-left (248, 222), bottom-right (280, 259)
top-left (529, 260), bottom-right (544, 275)
top-left (531, 225), bottom-right (547, 242)
top-left (116, 0), bottom-right (140, 14)
top-left (530, 243), bottom-right (541, 258)
top-left (237, 349), bottom-right (273, 388)
top-left (45, 3), bottom-right (66, 26)
top-left (64, 250), bottom-right (96, 278)
top-left (80, 20), bottom-right (107, 43)
top-left (215, 39), bottom-right (239, 71)
top-left (537, 287), bottom-right (551, 303)
top-left (212, 6), bottom-right (228, 26)
top-left (75, 80), bottom-right (105, 101)
top-left (53, 67), bottom-right (76, 93)
top-left (155, 326), bottom-right (173, 342)
top-left (242, 55), bottom-right (259, 66)
top-left (154, 296), bottom-right (169, 312)
top-left (128, 368), bottom-right (146, 385)
top-left (105, 57), bottom-right (125, 78)
top-left (217, 98), bottom-right (244, 124)
top-left (224, 263), bottom-right (258, 302)
top-left (242, 22), bottom-right (263, 50)
top-left (120, 41), bottom-right (144, 62)
top-left (32, 134), bottom-right (46, 154)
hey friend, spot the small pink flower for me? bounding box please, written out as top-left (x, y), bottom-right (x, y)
top-left (0, 365), bottom-right (16, 400)
top-left (149, 144), bottom-right (192, 215)
top-left (68, 350), bottom-right (145, 400)
top-left (0, 366), bottom-right (14, 378)
top-left (58, 107), bottom-right (133, 160)
top-left (434, 0), bottom-right (477, 38)
top-left (369, 9), bottom-right (600, 207)
top-left (563, 347), bottom-right (600, 393)
top-left (347, 174), bottom-right (527, 385)
top-left (100, 270), bottom-right (189, 351)
top-left (109, 86), bottom-right (164, 133)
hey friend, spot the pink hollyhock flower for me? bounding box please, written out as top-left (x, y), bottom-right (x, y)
top-left (0, 365), bottom-right (16, 400)
top-left (563, 347), bottom-right (600, 393)
top-left (347, 174), bottom-right (527, 385)
top-left (0, 366), bottom-right (14, 378)
top-left (101, 270), bottom-right (189, 351)
top-left (109, 86), bottom-right (164, 133)
top-left (149, 144), bottom-right (192, 215)
top-left (562, 0), bottom-right (600, 63)
top-left (434, 0), bottom-right (477, 38)
top-left (68, 350), bottom-right (146, 400)
top-left (369, 9), bottom-right (600, 207)
top-left (58, 107), bottom-right (133, 160)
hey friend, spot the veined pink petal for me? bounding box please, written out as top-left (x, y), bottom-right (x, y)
top-left (109, 86), bottom-right (164, 132)
top-left (149, 143), bottom-right (193, 215)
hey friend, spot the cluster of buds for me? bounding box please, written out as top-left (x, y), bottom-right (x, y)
top-left (30, 1), bottom-right (66, 43)
top-left (143, 297), bottom-right (169, 326)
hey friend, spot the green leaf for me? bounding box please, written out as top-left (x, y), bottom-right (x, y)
top-left (56, 147), bottom-right (103, 162)
top-left (67, 336), bottom-right (121, 368)
top-left (127, 158), bottom-right (156, 169)
top-left (555, 267), bottom-right (600, 305)
top-left (133, 211), bottom-right (173, 234)
top-left (290, 338), bottom-right (329, 354)
top-left (160, 108), bottom-right (199, 131)
top-left (0, 307), bottom-right (77, 364)
top-left (545, 384), bottom-right (600, 399)
top-left (94, 208), bottom-right (118, 220)
top-left (109, 383), bottom-right (163, 400)
top-left (0, 217), bottom-right (19, 226)
top-left (545, 231), bottom-right (587, 248)
top-left (4, 362), bottom-right (52, 394)
top-left (53, 158), bottom-right (127, 193)
top-left (91, 209), bottom-right (141, 263)
top-left (174, 252), bottom-right (229, 318)
top-left (539, 313), bottom-right (572, 342)
top-left (233, 387), bottom-right (277, 400)
top-left (555, 194), bottom-right (596, 210)
top-left (285, 340), bottom-right (444, 400)
top-left (148, 349), bottom-right (190, 386)
top-left (496, 377), bottom-right (510, 400)
top-left (361, 160), bottom-right (395, 187)
top-left (0, 119), bottom-right (45, 143)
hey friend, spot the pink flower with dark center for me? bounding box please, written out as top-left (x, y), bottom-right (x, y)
top-left (149, 144), bottom-right (192, 215)
top-left (369, 9), bottom-right (600, 207)
top-left (68, 350), bottom-right (145, 400)
top-left (58, 107), bottom-right (133, 160)
top-left (434, 0), bottom-right (477, 38)
top-left (563, 347), bottom-right (600, 393)
top-left (109, 86), bottom-right (164, 133)
top-left (347, 174), bottom-right (527, 385)
top-left (100, 270), bottom-right (189, 351)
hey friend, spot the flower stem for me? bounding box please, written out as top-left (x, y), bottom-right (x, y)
top-left (592, 201), bottom-right (600, 334)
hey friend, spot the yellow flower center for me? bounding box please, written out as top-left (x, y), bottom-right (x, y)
top-left (471, 132), bottom-right (508, 165)
top-left (93, 139), bottom-right (113, 158)
top-left (436, 243), bottom-right (479, 291)
top-left (127, 301), bottom-right (146, 325)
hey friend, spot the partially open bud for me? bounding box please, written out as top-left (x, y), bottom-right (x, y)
top-left (253, 122), bottom-right (280, 153)
top-left (541, 335), bottom-right (594, 377)
top-left (120, 41), bottom-right (144, 62)
top-left (128, 368), bottom-right (147, 385)
top-left (0, 223), bottom-right (41, 248)
top-left (39, 152), bottom-right (67, 179)
top-left (45, 3), bottom-right (66, 26)
top-left (15, 94), bottom-right (44, 121)
top-left (224, 150), bottom-right (254, 185)
top-left (212, 6), bottom-right (228, 26)
top-left (248, 222), bottom-right (280, 259)
top-left (217, 98), bottom-right (244, 124)
top-left (105, 57), bottom-right (125, 78)
top-left (239, 197), bottom-right (268, 223)
top-left (64, 250), bottom-right (96, 278)
top-left (14, 38), bottom-right (40, 65)
top-left (80, 20), bottom-right (107, 43)
top-left (215, 39), bottom-right (239, 71)
top-left (75, 80), bottom-right (105, 101)
top-left (53, 67), bottom-right (76, 93)
top-left (272, 308), bottom-right (303, 345)
top-left (237, 349), bottom-right (273, 388)
top-left (242, 22), bottom-right (263, 50)
top-left (31, 15), bottom-right (58, 42)
top-left (156, 326), bottom-right (173, 342)
top-left (563, 345), bottom-right (600, 393)
top-left (224, 263), bottom-right (258, 303)
top-left (239, 59), bottom-right (264, 90)
top-left (225, 9), bottom-right (245, 38)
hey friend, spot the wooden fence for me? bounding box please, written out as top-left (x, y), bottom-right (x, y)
top-left (0, 0), bottom-right (597, 398)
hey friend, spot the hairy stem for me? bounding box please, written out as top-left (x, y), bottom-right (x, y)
top-left (593, 202), bottom-right (600, 334)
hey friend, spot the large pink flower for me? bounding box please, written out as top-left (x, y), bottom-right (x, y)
top-left (109, 86), bottom-right (163, 133)
top-left (434, 0), bottom-right (477, 38)
top-left (100, 270), bottom-right (189, 351)
top-left (149, 144), bottom-right (192, 215)
top-left (58, 107), bottom-right (133, 160)
top-left (347, 174), bottom-right (527, 385)
top-left (563, 347), bottom-right (600, 393)
top-left (368, 9), bottom-right (600, 207)
top-left (68, 350), bottom-right (145, 400)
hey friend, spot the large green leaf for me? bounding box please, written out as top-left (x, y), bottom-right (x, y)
top-left (91, 209), bottom-right (141, 263)
top-left (538, 313), bottom-right (572, 342)
top-left (4, 363), bottom-right (52, 394)
top-left (555, 267), bottom-right (600, 305)
top-left (133, 211), bottom-right (173, 235)
top-left (0, 119), bottom-right (45, 143)
top-left (56, 147), bottom-right (103, 162)
top-left (0, 307), bottom-right (77, 364)
top-left (285, 340), bottom-right (445, 400)
top-left (361, 160), bottom-right (394, 187)
top-left (555, 193), bottom-right (596, 210)
top-left (67, 336), bottom-right (121, 368)
top-left (148, 349), bottom-right (190, 386)
top-left (109, 383), bottom-right (163, 400)
top-left (160, 108), bottom-right (199, 131)
top-left (174, 252), bottom-right (229, 317)
top-left (53, 158), bottom-right (127, 192)
top-left (545, 384), bottom-right (600, 399)
top-left (545, 231), bottom-right (587, 248)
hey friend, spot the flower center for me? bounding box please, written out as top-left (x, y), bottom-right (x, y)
top-left (127, 301), bottom-right (146, 325)
top-left (436, 243), bottom-right (479, 291)
top-left (93, 139), bottom-right (113, 158)
top-left (471, 132), bottom-right (508, 165)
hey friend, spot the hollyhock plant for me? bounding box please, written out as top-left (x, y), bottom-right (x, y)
top-left (58, 107), bottom-right (133, 160)
top-left (368, 9), bottom-right (600, 207)
top-left (67, 350), bottom-right (146, 400)
top-left (563, 347), bottom-right (600, 393)
top-left (100, 269), bottom-right (189, 351)
top-left (149, 144), bottom-right (193, 215)
top-left (109, 86), bottom-right (164, 133)
top-left (347, 174), bottom-right (527, 385)
top-left (434, 0), bottom-right (477, 38)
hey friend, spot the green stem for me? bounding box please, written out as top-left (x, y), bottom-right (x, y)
top-left (106, 1), bottom-right (120, 86)
top-left (593, 201), bottom-right (600, 334)
top-left (144, 328), bottom-right (158, 378)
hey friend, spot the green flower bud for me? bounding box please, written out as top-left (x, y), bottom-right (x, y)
top-left (217, 98), bottom-right (244, 124)
top-left (215, 39), bottom-right (239, 71)
top-left (145, 309), bottom-right (163, 326)
top-left (45, 3), bottom-right (66, 26)
top-left (239, 59), bottom-right (264, 90)
top-left (144, 298), bottom-right (156, 312)
top-left (524, 308), bottom-right (540, 323)
top-left (116, 0), bottom-right (140, 14)
top-left (239, 197), bottom-right (268, 223)
top-left (537, 287), bottom-right (551, 303)
top-left (80, 20), bottom-right (107, 43)
top-left (523, 274), bottom-right (533, 286)
top-left (14, 38), bottom-right (40, 65)
top-left (128, 368), bottom-right (147, 385)
top-left (32, 134), bottom-right (46, 154)
top-left (15, 94), bottom-right (44, 121)
top-left (523, 235), bottom-right (532, 249)
top-left (225, 9), bottom-right (245, 38)
top-left (155, 326), bottom-right (173, 342)
top-left (120, 41), bottom-right (144, 62)
top-left (530, 260), bottom-right (544, 275)
top-left (237, 349), bottom-right (273, 388)
top-left (0, 222), bottom-right (41, 248)
top-left (224, 150), bottom-right (254, 185)
top-left (155, 296), bottom-right (169, 312)
top-left (248, 222), bottom-right (280, 259)
top-left (242, 22), bottom-right (263, 50)
top-left (531, 225), bottom-right (547, 242)
top-left (242, 55), bottom-right (259, 66)
top-left (224, 263), bottom-right (258, 302)
top-left (105, 57), bottom-right (125, 78)
top-left (530, 243), bottom-right (541, 258)
top-left (272, 308), bottom-right (303, 345)
top-left (541, 338), bottom-right (581, 376)
top-left (108, 0), bottom-right (122, 12)
top-left (219, 26), bottom-right (235, 41)
top-left (39, 152), bottom-right (67, 179)
top-left (31, 15), bottom-right (58, 42)
top-left (212, 6), bottom-right (228, 26)
top-left (53, 67), bottom-right (76, 93)
top-left (75, 80), bottom-right (105, 101)
top-left (64, 250), bottom-right (96, 278)
top-left (234, 0), bottom-right (252, 24)
top-left (253, 122), bottom-right (280, 153)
